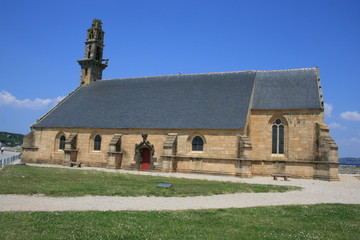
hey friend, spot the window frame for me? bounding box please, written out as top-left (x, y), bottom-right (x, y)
top-left (191, 136), bottom-right (204, 151)
top-left (59, 135), bottom-right (66, 150)
top-left (94, 135), bottom-right (102, 151)
top-left (271, 118), bottom-right (285, 155)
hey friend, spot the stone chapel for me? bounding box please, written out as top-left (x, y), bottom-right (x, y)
top-left (22, 19), bottom-right (339, 180)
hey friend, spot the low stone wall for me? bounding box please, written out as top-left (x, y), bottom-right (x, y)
top-left (339, 165), bottom-right (360, 174)
top-left (163, 157), bottom-right (339, 180)
top-left (4, 147), bottom-right (22, 152)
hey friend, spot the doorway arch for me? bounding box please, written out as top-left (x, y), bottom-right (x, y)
top-left (140, 147), bottom-right (151, 170)
top-left (134, 134), bottom-right (155, 171)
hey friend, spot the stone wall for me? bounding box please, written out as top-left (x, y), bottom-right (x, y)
top-left (250, 109), bottom-right (324, 161)
top-left (21, 109), bottom-right (339, 181)
top-left (176, 157), bottom-right (238, 176)
top-left (339, 165), bottom-right (360, 174)
top-left (243, 109), bottom-right (339, 180)
top-left (3, 146), bottom-right (22, 152)
top-left (22, 128), bottom-right (242, 170)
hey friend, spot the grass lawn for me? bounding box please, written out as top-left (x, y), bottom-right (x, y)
top-left (0, 204), bottom-right (359, 240)
top-left (0, 165), bottom-right (299, 197)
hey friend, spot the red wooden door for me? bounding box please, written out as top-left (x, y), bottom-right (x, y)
top-left (141, 148), bottom-right (150, 171)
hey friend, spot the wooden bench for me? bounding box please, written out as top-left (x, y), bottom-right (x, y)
top-left (271, 174), bottom-right (291, 181)
top-left (70, 161), bottom-right (82, 168)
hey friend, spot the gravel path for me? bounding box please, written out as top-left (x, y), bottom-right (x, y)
top-left (1, 164), bottom-right (359, 212)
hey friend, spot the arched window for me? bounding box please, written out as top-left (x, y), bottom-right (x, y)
top-left (192, 136), bottom-right (204, 151)
top-left (272, 119), bottom-right (285, 154)
top-left (59, 135), bottom-right (66, 150)
top-left (94, 135), bottom-right (101, 151)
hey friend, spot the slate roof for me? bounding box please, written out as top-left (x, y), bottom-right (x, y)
top-left (34, 71), bottom-right (256, 129)
top-left (252, 68), bottom-right (322, 110)
top-left (34, 68), bottom-right (322, 130)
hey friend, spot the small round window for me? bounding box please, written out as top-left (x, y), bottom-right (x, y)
top-left (275, 119), bottom-right (282, 125)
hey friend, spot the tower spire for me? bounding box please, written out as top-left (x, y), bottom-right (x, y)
top-left (77, 19), bottom-right (109, 86)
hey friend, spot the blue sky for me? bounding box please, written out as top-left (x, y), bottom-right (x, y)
top-left (0, 0), bottom-right (359, 157)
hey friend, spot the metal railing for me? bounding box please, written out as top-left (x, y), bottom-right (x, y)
top-left (0, 154), bottom-right (21, 168)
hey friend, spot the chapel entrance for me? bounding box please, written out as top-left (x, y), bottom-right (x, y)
top-left (141, 148), bottom-right (151, 171)
top-left (135, 134), bottom-right (155, 171)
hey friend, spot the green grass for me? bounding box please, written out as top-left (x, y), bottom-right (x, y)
top-left (0, 204), bottom-right (359, 239)
top-left (0, 165), bottom-right (299, 197)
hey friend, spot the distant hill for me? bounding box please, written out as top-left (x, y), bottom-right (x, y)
top-left (0, 131), bottom-right (24, 147)
top-left (339, 157), bottom-right (360, 166)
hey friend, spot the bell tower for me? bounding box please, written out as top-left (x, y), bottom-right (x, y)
top-left (77, 19), bottom-right (109, 86)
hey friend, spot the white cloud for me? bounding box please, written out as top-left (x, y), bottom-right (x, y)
top-left (339, 137), bottom-right (360, 146)
top-left (328, 122), bottom-right (347, 130)
top-left (340, 111), bottom-right (360, 121)
top-left (349, 137), bottom-right (360, 143)
top-left (324, 103), bottom-right (333, 117)
top-left (0, 90), bottom-right (64, 110)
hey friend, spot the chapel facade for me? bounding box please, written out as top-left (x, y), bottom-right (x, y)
top-left (22, 19), bottom-right (339, 180)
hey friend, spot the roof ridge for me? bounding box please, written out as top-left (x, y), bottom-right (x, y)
top-left (32, 86), bottom-right (82, 127)
top-left (101, 70), bottom-right (256, 81)
top-left (256, 67), bottom-right (317, 73)
top-left (101, 67), bottom-right (317, 81)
